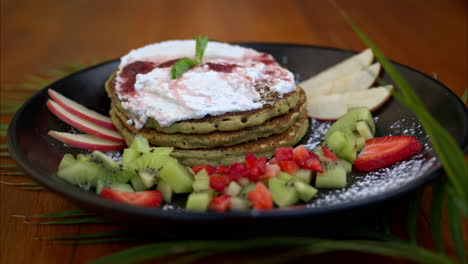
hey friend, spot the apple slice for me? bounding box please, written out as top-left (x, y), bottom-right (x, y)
top-left (306, 63), bottom-right (381, 97)
top-left (307, 85), bottom-right (393, 120)
top-left (48, 89), bottom-right (116, 130)
top-left (48, 131), bottom-right (125, 151)
top-left (300, 48), bottom-right (373, 93)
top-left (47, 100), bottom-right (125, 143)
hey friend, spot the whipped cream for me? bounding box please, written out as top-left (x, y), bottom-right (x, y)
top-left (114, 40), bottom-right (295, 129)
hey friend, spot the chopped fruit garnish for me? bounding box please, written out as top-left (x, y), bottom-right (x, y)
top-left (100, 189), bottom-right (162, 207)
top-left (300, 157), bottom-right (324, 173)
top-left (269, 157), bottom-right (277, 164)
top-left (209, 175), bottom-right (230, 192)
top-left (293, 145), bottom-right (311, 163)
top-left (245, 153), bottom-right (267, 181)
top-left (209, 194), bottom-right (231, 212)
top-left (322, 146), bottom-right (338, 161)
top-left (278, 160), bottom-right (299, 175)
top-left (227, 162), bottom-right (249, 181)
top-left (274, 147), bottom-right (294, 162)
top-left (259, 163), bottom-right (281, 180)
top-left (192, 165), bottom-right (216, 175)
top-left (354, 136), bottom-right (423, 171)
top-left (215, 165), bottom-right (230, 175)
top-left (247, 182), bottom-right (273, 210)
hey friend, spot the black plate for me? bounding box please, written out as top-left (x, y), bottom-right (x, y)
top-left (7, 43), bottom-right (468, 229)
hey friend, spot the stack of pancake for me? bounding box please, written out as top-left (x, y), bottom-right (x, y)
top-left (106, 74), bottom-right (308, 166)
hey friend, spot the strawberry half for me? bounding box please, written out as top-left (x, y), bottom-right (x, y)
top-left (100, 189), bottom-right (163, 207)
top-left (354, 135), bottom-right (423, 171)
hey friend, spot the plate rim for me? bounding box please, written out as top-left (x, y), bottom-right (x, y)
top-left (7, 43), bottom-right (468, 221)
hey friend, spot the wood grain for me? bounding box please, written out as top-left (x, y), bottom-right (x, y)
top-left (1, 0), bottom-right (466, 263)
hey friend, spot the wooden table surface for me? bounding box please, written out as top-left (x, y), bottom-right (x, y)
top-left (1, 0), bottom-right (467, 263)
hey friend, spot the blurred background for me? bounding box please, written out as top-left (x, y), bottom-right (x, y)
top-left (1, 0), bottom-right (467, 263)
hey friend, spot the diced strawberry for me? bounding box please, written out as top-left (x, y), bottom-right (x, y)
top-left (209, 175), bottom-right (230, 192)
top-left (278, 160), bottom-right (299, 174)
top-left (293, 145), bottom-right (310, 163)
top-left (259, 163), bottom-right (281, 180)
top-left (247, 182), bottom-right (273, 210)
top-left (269, 157), bottom-right (277, 164)
top-left (215, 165), bottom-right (230, 175)
top-left (275, 147), bottom-right (294, 162)
top-left (192, 165), bottom-right (216, 175)
top-left (209, 194), bottom-right (231, 212)
top-left (354, 136), bottom-right (423, 171)
top-left (321, 146), bottom-right (338, 161)
top-left (300, 157), bottom-right (324, 173)
top-left (227, 162), bottom-right (249, 181)
top-left (245, 153), bottom-right (266, 181)
top-left (100, 189), bottom-right (162, 207)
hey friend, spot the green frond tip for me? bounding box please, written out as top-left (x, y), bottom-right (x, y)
top-left (447, 186), bottom-right (467, 263)
top-left (33, 209), bottom-right (89, 218)
top-left (0, 164), bottom-right (17, 168)
top-left (45, 230), bottom-right (136, 240)
top-left (0, 172), bottom-right (25, 176)
top-left (0, 153), bottom-right (11, 157)
top-left (461, 89), bottom-right (467, 104)
top-left (40, 217), bottom-right (110, 225)
top-left (430, 182), bottom-right (446, 253)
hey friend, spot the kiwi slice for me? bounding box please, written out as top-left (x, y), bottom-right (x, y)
top-left (316, 166), bottom-right (347, 188)
top-left (159, 157), bottom-right (194, 193)
top-left (294, 181), bottom-right (317, 202)
top-left (57, 158), bottom-right (103, 190)
top-left (326, 107), bottom-right (375, 138)
top-left (130, 152), bottom-right (169, 188)
top-left (186, 192), bottom-right (212, 212)
top-left (90, 151), bottom-right (134, 184)
top-left (130, 175), bottom-right (148, 191)
top-left (58, 154), bottom-right (76, 171)
top-left (149, 147), bottom-right (173, 156)
top-left (157, 179), bottom-right (173, 203)
top-left (121, 148), bottom-right (140, 168)
top-left (269, 177), bottom-right (299, 207)
top-left (130, 135), bottom-right (151, 154)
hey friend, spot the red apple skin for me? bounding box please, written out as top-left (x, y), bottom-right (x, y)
top-left (48, 131), bottom-right (125, 151)
top-left (46, 100), bottom-right (125, 143)
top-left (48, 89), bottom-right (116, 130)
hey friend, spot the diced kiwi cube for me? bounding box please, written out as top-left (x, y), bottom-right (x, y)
top-left (316, 166), bottom-right (347, 188)
top-left (269, 177), bottom-right (299, 207)
top-left (130, 135), bottom-right (151, 154)
top-left (294, 181), bottom-right (317, 202)
top-left (278, 172), bottom-right (293, 181)
top-left (230, 197), bottom-right (251, 211)
top-left (323, 131), bottom-right (347, 154)
top-left (186, 192), bottom-right (212, 212)
top-left (57, 159), bottom-right (102, 189)
top-left (356, 121), bottom-right (374, 140)
top-left (294, 169), bottom-right (312, 184)
top-left (335, 159), bottom-right (352, 173)
top-left (238, 178), bottom-right (250, 187)
top-left (225, 181), bottom-right (242, 196)
top-left (157, 180), bottom-right (173, 203)
top-left (193, 170), bottom-right (210, 192)
top-left (159, 157), bottom-right (193, 193)
top-left (121, 148), bottom-right (140, 168)
top-left (91, 151), bottom-right (120, 170)
top-left (355, 136), bottom-right (366, 151)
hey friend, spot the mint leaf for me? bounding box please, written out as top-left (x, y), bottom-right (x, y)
top-left (195, 36), bottom-right (208, 63)
top-left (170, 58), bottom-right (198, 79)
